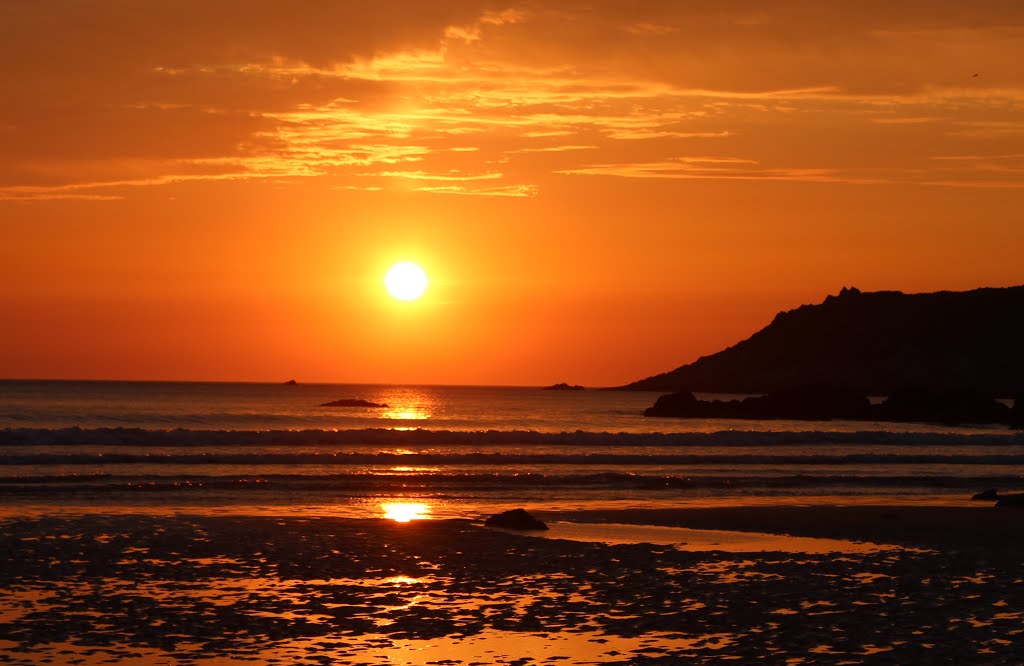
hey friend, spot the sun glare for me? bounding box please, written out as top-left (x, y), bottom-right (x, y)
top-left (381, 502), bottom-right (431, 522)
top-left (384, 261), bottom-right (428, 301)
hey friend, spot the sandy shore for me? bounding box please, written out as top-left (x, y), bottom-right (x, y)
top-left (1, 512), bottom-right (1022, 664)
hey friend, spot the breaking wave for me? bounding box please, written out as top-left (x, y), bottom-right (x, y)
top-left (3, 427), bottom-right (1022, 448)
top-left (0, 472), bottom-right (1018, 495)
top-left (2, 452), bottom-right (1024, 466)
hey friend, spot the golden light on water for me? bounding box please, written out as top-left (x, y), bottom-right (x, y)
top-left (381, 502), bottom-right (431, 522)
top-left (378, 389), bottom-right (435, 425)
top-left (383, 408), bottom-right (431, 421)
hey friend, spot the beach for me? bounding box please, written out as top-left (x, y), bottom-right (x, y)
top-left (2, 382), bottom-right (1024, 663)
top-left (2, 506), bottom-right (1022, 665)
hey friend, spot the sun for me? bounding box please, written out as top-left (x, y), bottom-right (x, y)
top-left (384, 261), bottom-right (428, 301)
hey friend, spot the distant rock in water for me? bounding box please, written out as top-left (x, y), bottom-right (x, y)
top-left (544, 383), bottom-right (585, 391)
top-left (617, 285), bottom-right (1024, 397)
top-left (972, 489), bottom-right (1000, 501)
top-left (646, 386), bottom-right (1010, 425)
top-left (484, 508), bottom-right (549, 531)
top-left (283, 379), bottom-right (298, 385)
top-left (320, 398), bottom-right (389, 408)
top-left (645, 386), bottom-right (870, 421)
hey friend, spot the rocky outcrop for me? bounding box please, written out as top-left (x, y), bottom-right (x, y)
top-left (645, 385), bottom-right (869, 420)
top-left (320, 398), bottom-right (389, 408)
top-left (646, 386), bottom-right (1011, 425)
top-left (874, 388), bottom-right (1010, 425)
top-left (484, 508), bottom-right (549, 531)
top-left (645, 390), bottom-right (703, 417)
top-left (618, 286), bottom-right (1024, 397)
top-left (543, 383), bottom-right (585, 391)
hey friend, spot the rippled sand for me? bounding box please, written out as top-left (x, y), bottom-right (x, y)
top-left (1, 514), bottom-right (1022, 664)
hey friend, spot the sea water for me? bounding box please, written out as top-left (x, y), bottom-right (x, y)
top-left (1, 380), bottom-right (1021, 519)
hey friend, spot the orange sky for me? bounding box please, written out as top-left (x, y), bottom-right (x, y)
top-left (2, 1), bottom-right (1023, 386)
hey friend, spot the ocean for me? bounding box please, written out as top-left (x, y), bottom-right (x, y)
top-left (1, 380), bottom-right (1021, 519)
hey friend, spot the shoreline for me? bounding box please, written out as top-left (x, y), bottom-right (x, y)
top-left (2, 498), bottom-right (1020, 548)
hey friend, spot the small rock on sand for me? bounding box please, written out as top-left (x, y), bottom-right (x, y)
top-left (484, 508), bottom-right (549, 531)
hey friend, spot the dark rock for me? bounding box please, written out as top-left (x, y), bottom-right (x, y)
top-left (742, 385), bottom-right (871, 420)
top-left (616, 285), bottom-right (1024, 397)
top-left (544, 383), bottom-right (585, 391)
top-left (995, 493), bottom-right (1024, 508)
top-left (320, 398), bottom-right (389, 408)
top-left (283, 379), bottom-right (297, 385)
top-left (645, 385), bottom-right (870, 420)
top-left (645, 385), bottom-right (1013, 424)
top-left (874, 388), bottom-right (1010, 425)
top-left (484, 508), bottom-right (548, 531)
top-left (971, 489), bottom-right (1000, 501)
top-left (645, 391), bottom-right (701, 417)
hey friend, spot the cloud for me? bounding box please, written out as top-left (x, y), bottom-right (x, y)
top-left (1, 1), bottom-right (1022, 201)
top-left (557, 160), bottom-right (867, 184)
top-left (445, 8), bottom-right (529, 43)
top-left (622, 22), bottom-right (679, 36)
top-left (508, 145), bottom-right (598, 154)
top-left (0, 192), bottom-right (125, 202)
top-left (558, 153), bottom-right (1024, 188)
top-left (414, 184), bottom-right (537, 197)
top-left (372, 170), bottom-right (504, 181)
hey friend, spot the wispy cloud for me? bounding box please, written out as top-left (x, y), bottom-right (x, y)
top-left (0, 192), bottom-right (125, 202)
top-left (444, 8), bottom-right (529, 43)
top-left (623, 22), bottom-right (679, 36)
top-left (557, 160), bottom-right (868, 184)
top-left (0, 159), bottom-right (312, 200)
top-left (2, 2), bottom-right (1023, 202)
top-left (508, 145), bottom-right (597, 154)
top-left (559, 155), bottom-right (1024, 188)
top-left (415, 184), bottom-right (537, 197)
top-left (372, 170), bottom-right (503, 181)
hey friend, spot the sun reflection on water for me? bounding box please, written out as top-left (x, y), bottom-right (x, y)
top-left (383, 408), bottom-right (431, 421)
top-left (381, 502), bottom-right (431, 522)
top-left (377, 388), bottom-right (435, 424)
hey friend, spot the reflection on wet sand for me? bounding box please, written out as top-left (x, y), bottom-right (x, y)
top-left (0, 515), bottom-right (1021, 664)
top-left (381, 501), bottom-right (431, 522)
top-left (539, 521), bottom-right (913, 554)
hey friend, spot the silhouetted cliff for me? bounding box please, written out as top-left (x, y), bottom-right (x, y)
top-left (619, 286), bottom-right (1024, 397)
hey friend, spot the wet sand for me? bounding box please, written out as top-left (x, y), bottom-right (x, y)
top-left (1, 511), bottom-right (1022, 664)
top-left (545, 505), bottom-right (1024, 550)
